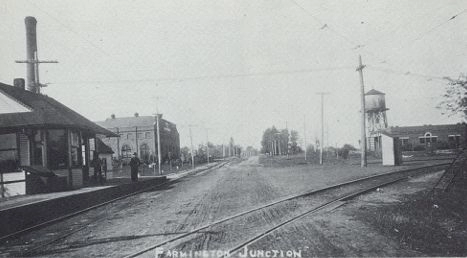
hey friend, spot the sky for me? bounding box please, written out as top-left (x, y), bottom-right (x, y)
top-left (1, 0), bottom-right (466, 149)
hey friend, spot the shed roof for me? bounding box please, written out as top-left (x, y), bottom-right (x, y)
top-left (365, 89), bottom-right (385, 95)
top-left (96, 137), bottom-right (114, 154)
top-left (0, 82), bottom-right (117, 137)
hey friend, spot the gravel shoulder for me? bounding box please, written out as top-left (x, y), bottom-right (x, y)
top-left (250, 169), bottom-right (467, 257)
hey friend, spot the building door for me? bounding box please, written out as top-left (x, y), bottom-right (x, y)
top-left (32, 130), bottom-right (45, 166)
top-left (140, 144), bottom-right (150, 163)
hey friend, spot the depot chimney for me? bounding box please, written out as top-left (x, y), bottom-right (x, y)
top-left (13, 78), bottom-right (26, 90)
top-left (25, 16), bottom-right (38, 93)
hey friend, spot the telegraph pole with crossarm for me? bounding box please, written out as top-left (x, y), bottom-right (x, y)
top-left (356, 55), bottom-right (368, 167)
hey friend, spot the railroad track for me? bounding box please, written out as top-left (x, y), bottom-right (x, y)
top-left (4, 161), bottom-right (229, 257)
top-left (124, 163), bottom-right (448, 258)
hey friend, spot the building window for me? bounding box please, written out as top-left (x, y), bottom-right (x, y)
top-left (145, 132), bottom-right (152, 139)
top-left (400, 138), bottom-right (409, 146)
top-left (121, 144), bottom-right (132, 158)
top-left (0, 133), bottom-right (19, 172)
top-left (127, 133), bottom-right (132, 140)
top-left (448, 135), bottom-right (461, 148)
top-left (137, 132), bottom-right (144, 139)
top-left (70, 131), bottom-right (81, 168)
top-left (47, 129), bottom-right (67, 169)
top-left (419, 132), bottom-right (437, 144)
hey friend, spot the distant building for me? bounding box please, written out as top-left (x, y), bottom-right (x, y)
top-left (96, 113), bottom-right (180, 164)
top-left (382, 124), bottom-right (467, 151)
top-left (0, 81), bottom-right (117, 190)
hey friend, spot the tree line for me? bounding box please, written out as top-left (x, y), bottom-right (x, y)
top-left (261, 126), bottom-right (301, 155)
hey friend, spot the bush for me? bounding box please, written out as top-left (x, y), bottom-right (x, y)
top-left (338, 144), bottom-right (357, 159)
top-left (436, 141), bottom-right (450, 150)
top-left (413, 145), bottom-right (426, 151)
top-left (401, 143), bottom-right (413, 151)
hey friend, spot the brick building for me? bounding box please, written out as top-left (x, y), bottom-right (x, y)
top-left (382, 123), bottom-right (467, 151)
top-left (96, 114), bottom-right (180, 164)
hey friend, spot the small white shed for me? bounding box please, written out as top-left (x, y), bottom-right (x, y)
top-left (381, 132), bottom-right (403, 166)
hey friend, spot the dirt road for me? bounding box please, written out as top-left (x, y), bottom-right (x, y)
top-left (0, 156), bottom-right (449, 257)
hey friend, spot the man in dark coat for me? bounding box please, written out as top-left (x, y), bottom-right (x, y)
top-left (129, 152), bottom-right (141, 182)
top-left (91, 152), bottom-right (102, 184)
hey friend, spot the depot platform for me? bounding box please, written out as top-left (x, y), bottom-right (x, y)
top-left (0, 161), bottom-right (227, 240)
top-left (0, 176), bottom-right (166, 239)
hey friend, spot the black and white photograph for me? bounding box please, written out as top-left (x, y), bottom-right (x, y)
top-left (0, 1), bottom-right (467, 257)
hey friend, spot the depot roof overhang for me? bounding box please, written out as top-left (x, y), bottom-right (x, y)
top-left (0, 83), bottom-right (118, 137)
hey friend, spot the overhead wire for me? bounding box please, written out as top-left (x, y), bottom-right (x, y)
top-left (288, 0), bottom-right (359, 47)
top-left (289, 0), bottom-right (467, 83)
top-left (412, 8), bottom-right (467, 42)
top-left (366, 65), bottom-right (450, 82)
top-left (379, 8), bottom-right (467, 64)
top-left (359, 3), bottom-right (453, 54)
top-left (25, 0), bottom-right (110, 57)
top-left (48, 66), bottom-right (354, 86)
top-left (287, 0), bottom-right (393, 66)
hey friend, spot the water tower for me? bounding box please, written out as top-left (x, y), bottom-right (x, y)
top-left (365, 89), bottom-right (389, 153)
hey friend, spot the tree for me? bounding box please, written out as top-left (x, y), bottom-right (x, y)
top-left (196, 144), bottom-right (207, 163)
top-left (290, 130), bottom-right (301, 154)
top-left (261, 126), bottom-right (302, 155)
top-left (261, 126), bottom-right (279, 154)
top-left (338, 144), bottom-right (357, 159)
top-left (245, 146), bottom-right (258, 156)
top-left (439, 74), bottom-right (467, 119)
top-left (180, 146), bottom-right (191, 164)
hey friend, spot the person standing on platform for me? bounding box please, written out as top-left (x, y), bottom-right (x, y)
top-left (91, 152), bottom-right (102, 184)
top-left (129, 152), bottom-right (141, 182)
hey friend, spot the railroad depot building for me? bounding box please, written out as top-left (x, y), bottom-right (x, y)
top-left (0, 81), bottom-right (117, 192)
top-left (95, 114), bottom-right (180, 164)
top-left (382, 123), bottom-right (467, 151)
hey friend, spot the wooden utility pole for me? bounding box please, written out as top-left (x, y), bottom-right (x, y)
top-left (303, 115), bottom-right (307, 161)
top-left (155, 115), bottom-right (162, 175)
top-left (205, 128), bottom-right (210, 164)
top-left (356, 55), bottom-right (368, 167)
top-left (153, 97), bottom-right (163, 175)
top-left (316, 92), bottom-right (330, 165)
top-left (222, 144), bottom-right (225, 159)
top-left (189, 125), bottom-right (195, 169)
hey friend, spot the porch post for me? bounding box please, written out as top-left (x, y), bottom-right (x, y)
top-left (116, 127), bottom-right (120, 158)
top-left (83, 135), bottom-right (90, 182)
top-left (66, 129), bottom-right (73, 187)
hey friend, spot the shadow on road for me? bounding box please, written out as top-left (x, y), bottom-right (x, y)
top-left (20, 230), bottom-right (221, 257)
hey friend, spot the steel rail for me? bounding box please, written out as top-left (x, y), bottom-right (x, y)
top-left (17, 162), bottom-right (229, 257)
top-left (1, 162), bottom-right (228, 249)
top-left (124, 162), bottom-right (448, 258)
top-left (224, 176), bottom-right (407, 257)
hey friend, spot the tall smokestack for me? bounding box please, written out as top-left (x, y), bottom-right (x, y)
top-left (25, 16), bottom-right (37, 93)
